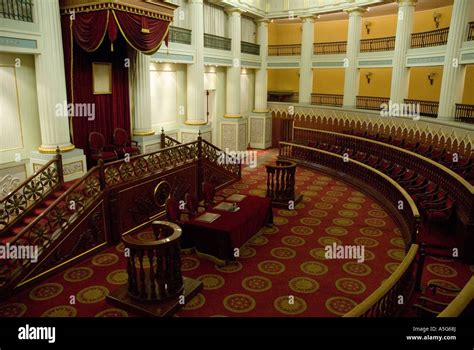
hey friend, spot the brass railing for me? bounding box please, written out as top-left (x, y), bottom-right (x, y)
top-left (311, 93), bottom-right (343, 107)
top-left (344, 245), bottom-right (419, 317)
top-left (468, 22), bottom-right (474, 41)
top-left (168, 26), bottom-right (192, 45)
top-left (404, 99), bottom-right (439, 118)
top-left (411, 28), bottom-right (449, 48)
top-left (314, 41), bottom-right (346, 55)
top-left (438, 276), bottom-right (474, 317)
top-left (268, 44), bottom-right (301, 56)
top-left (360, 36), bottom-right (396, 52)
top-left (279, 141), bottom-right (420, 246)
top-left (356, 96), bottom-right (390, 111)
top-left (455, 103), bottom-right (474, 124)
top-left (241, 41), bottom-right (260, 55)
top-left (0, 152), bottom-right (63, 233)
top-left (204, 33), bottom-right (231, 51)
top-left (0, 0), bottom-right (33, 22)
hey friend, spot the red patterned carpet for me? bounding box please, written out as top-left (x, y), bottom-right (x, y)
top-left (0, 149), bottom-right (471, 317)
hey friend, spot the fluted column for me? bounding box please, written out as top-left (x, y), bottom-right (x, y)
top-left (35, 0), bottom-right (74, 153)
top-left (343, 8), bottom-right (365, 108)
top-left (438, 0), bottom-right (472, 119)
top-left (390, 0), bottom-right (417, 105)
top-left (225, 8), bottom-right (242, 118)
top-left (186, 0), bottom-right (206, 125)
top-left (254, 19), bottom-right (269, 112)
top-left (133, 52), bottom-right (154, 136)
top-left (299, 16), bottom-right (315, 104)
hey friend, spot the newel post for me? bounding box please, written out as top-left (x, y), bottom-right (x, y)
top-left (55, 146), bottom-right (64, 184)
top-left (98, 159), bottom-right (105, 190)
top-left (197, 130), bottom-right (203, 200)
top-left (160, 128), bottom-right (166, 148)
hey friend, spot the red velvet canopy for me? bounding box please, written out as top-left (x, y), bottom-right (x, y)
top-left (61, 8), bottom-right (170, 161)
top-left (67, 9), bottom-right (169, 54)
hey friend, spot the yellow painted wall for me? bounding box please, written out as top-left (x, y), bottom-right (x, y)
top-left (268, 69), bottom-right (299, 92)
top-left (413, 6), bottom-right (452, 33)
top-left (314, 20), bottom-right (348, 43)
top-left (358, 68), bottom-right (392, 98)
top-left (360, 14), bottom-right (397, 40)
top-left (407, 66), bottom-right (443, 101)
top-left (462, 65), bottom-right (474, 105)
top-left (312, 68), bottom-right (345, 94)
top-left (268, 22), bottom-right (302, 45)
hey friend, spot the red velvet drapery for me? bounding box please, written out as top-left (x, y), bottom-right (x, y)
top-left (61, 10), bottom-right (170, 161)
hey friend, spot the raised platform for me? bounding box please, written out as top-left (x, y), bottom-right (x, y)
top-left (106, 277), bottom-right (203, 317)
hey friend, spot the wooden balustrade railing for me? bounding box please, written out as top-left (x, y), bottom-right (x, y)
top-left (168, 26), bottom-right (192, 45)
top-left (0, 0), bottom-right (33, 22)
top-left (313, 41), bottom-right (347, 55)
top-left (360, 36), bottom-right (396, 52)
top-left (356, 96), bottom-right (390, 111)
top-left (468, 22), bottom-right (474, 41)
top-left (268, 44), bottom-right (301, 56)
top-left (404, 99), bottom-right (439, 118)
top-left (0, 151), bottom-right (63, 233)
top-left (160, 130), bottom-right (181, 149)
top-left (455, 103), bottom-right (474, 124)
top-left (122, 221), bottom-right (184, 302)
top-left (1, 163), bottom-right (103, 291)
top-left (265, 160), bottom-right (300, 207)
top-left (411, 28), bottom-right (449, 48)
top-left (438, 276), bottom-right (474, 317)
top-left (279, 141), bottom-right (420, 246)
top-left (311, 93), bottom-right (343, 107)
top-left (344, 244), bottom-right (419, 317)
top-left (1, 138), bottom-right (242, 296)
top-left (291, 128), bottom-right (474, 238)
top-left (241, 41), bottom-right (260, 55)
top-left (204, 33), bottom-right (231, 51)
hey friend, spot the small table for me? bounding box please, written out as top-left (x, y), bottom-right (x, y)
top-left (182, 195), bottom-right (273, 263)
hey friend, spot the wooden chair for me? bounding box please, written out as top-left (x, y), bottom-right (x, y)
top-left (89, 131), bottom-right (118, 165)
top-left (113, 128), bottom-right (140, 158)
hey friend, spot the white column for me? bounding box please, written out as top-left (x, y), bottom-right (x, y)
top-left (390, 0), bottom-right (416, 105)
top-left (438, 0), bottom-right (472, 119)
top-left (342, 8), bottom-right (365, 108)
top-left (35, 0), bottom-right (74, 153)
top-left (186, 0), bottom-right (206, 125)
top-left (299, 16), bottom-right (315, 104)
top-left (254, 19), bottom-right (269, 112)
top-left (225, 8), bottom-right (242, 118)
top-left (133, 52), bottom-right (154, 136)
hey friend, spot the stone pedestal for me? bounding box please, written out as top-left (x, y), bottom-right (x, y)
top-left (249, 112), bottom-right (272, 149)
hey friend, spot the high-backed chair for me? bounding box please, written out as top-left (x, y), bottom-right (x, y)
top-left (202, 180), bottom-right (216, 206)
top-left (113, 128), bottom-right (140, 158)
top-left (89, 131), bottom-right (118, 165)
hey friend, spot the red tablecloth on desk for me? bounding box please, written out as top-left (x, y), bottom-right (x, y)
top-left (183, 196), bottom-right (273, 262)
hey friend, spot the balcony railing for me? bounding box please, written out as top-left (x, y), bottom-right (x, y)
top-left (468, 22), bottom-right (474, 41)
top-left (455, 103), bottom-right (474, 124)
top-left (356, 96), bottom-right (390, 111)
top-left (314, 41), bottom-right (347, 55)
top-left (0, 0), bottom-right (33, 22)
top-left (360, 36), bottom-right (396, 52)
top-left (404, 99), bottom-right (439, 118)
top-left (311, 93), bottom-right (343, 107)
top-left (241, 41), bottom-right (260, 55)
top-left (204, 33), bottom-right (231, 51)
top-left (268, 91), bottom-right (299, 103)
top-left (268, 44), bottom-right (301, 56)
top-left (168, 26), bottom-right (192, 45)
top-left (411, 28), bottom-right (449, 49)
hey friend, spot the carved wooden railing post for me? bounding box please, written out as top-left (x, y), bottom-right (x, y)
top-left (55, 146), bottom-right (64, 185)
top-left (98, 159), bottom-right (105, 190)
top-left (197, 131), bottom-right (203, 200)
top-left (160, 128), bottom-right (166, 149)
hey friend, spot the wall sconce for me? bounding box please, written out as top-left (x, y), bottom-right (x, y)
top-left (433, 12), bottom-right (442, 28)
top-left (365, 21), bottom-right (372, 35)
top-left (365, 72), bottom-right (372, 84)
top-left (428, 73), bottom-right (436, 85)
